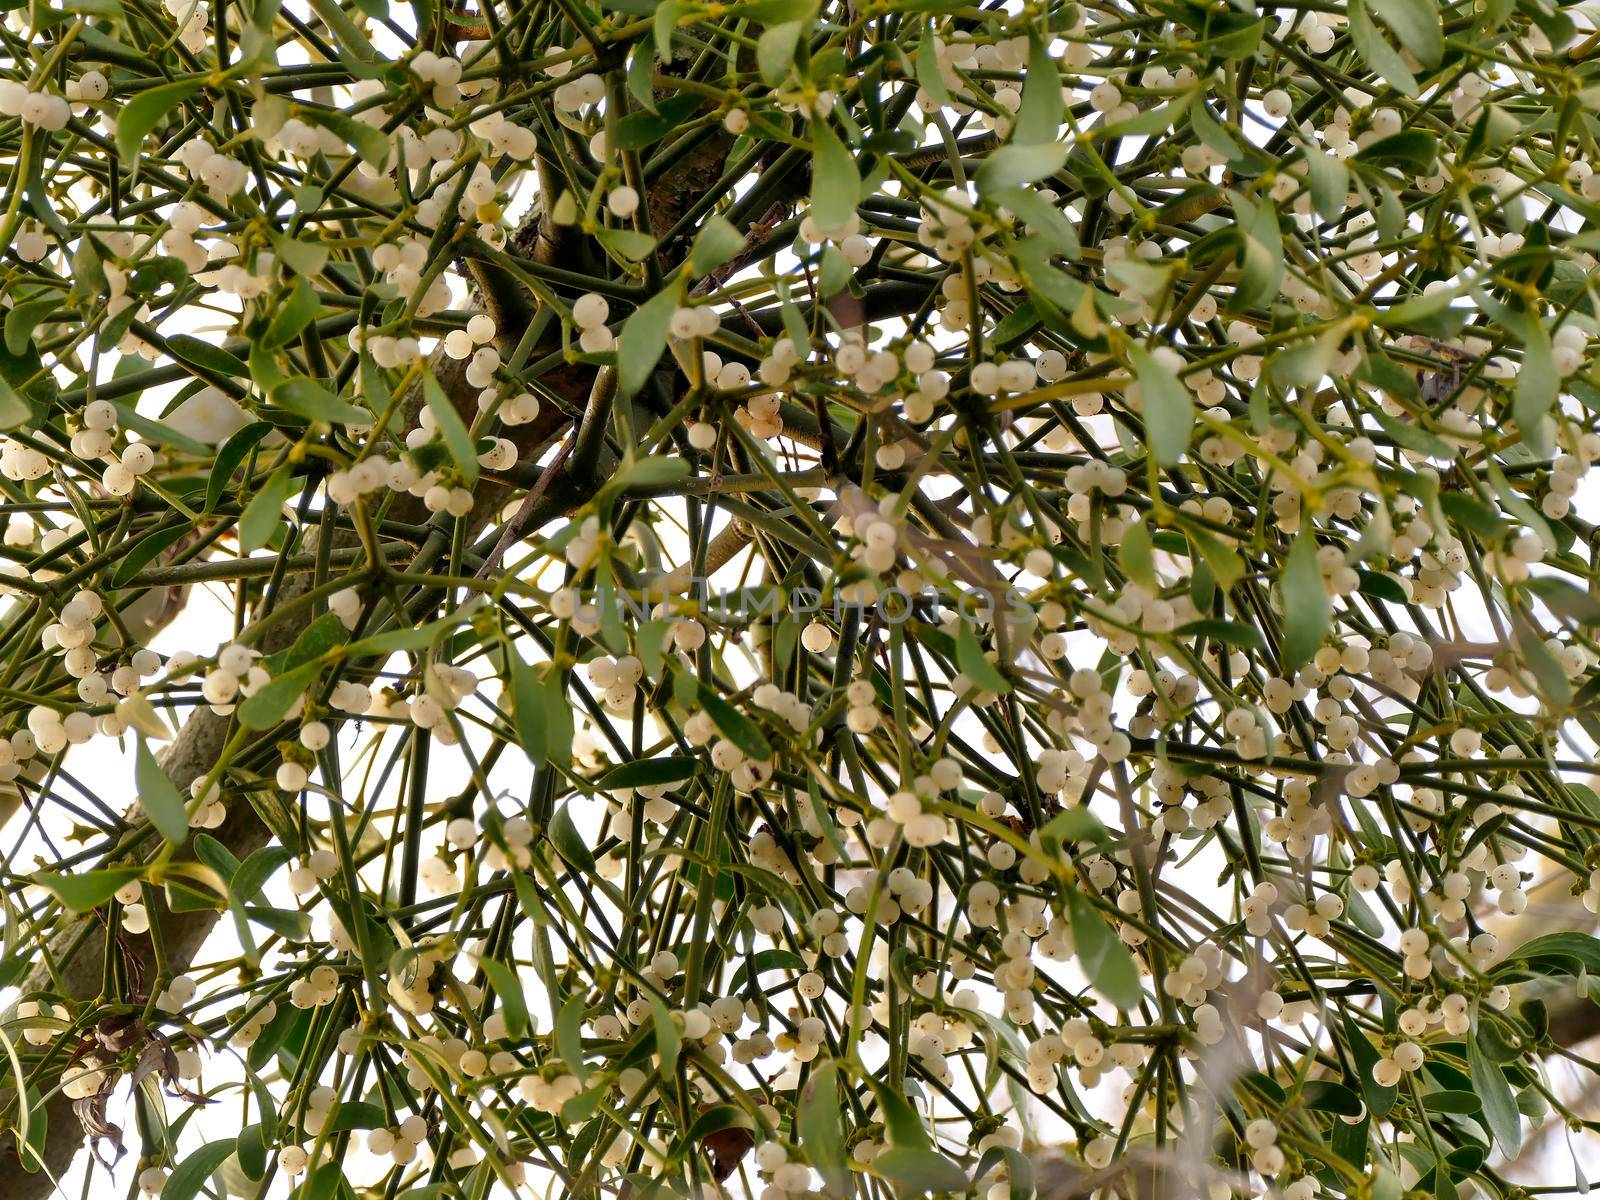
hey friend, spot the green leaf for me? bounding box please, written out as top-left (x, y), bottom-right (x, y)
top-left (557, 993), bottom-right (587, 1077)
top-left (1469, 1032), bottom-right (1521, 1156)
top-left (1523, 577), bottom-right (1600, 625)
top-left (1358, 570), bottom-right (1408, 604)
top-left (799, 1060), bottom-right (849, 1197)
top-left (689, 216), bottom-right (746, 278)
top-left (318, 1102), bottom-right (385, 1135)
top-left (4, 296), bottom-right (58, 356)
top-left (1280, 532), bottom-right (1330, 672)
top-left (1118, 519), bottom-right (1156, 590)
top-left (1374, 409), bottom-right (1450, 458)
top-left (136, 737), bottom-right (189, 844)
top-left (810, 121), bottom-right (859, 234)
top-left (561, 1087), bottom-right (605, 1125)
top-left (1495, 931), bottom-right (1600, 977)
top-left (914, 25), bottom-right (949, 108)
top-left (636, 620), bottom-right (672, 679)
top-left (1355, 129), bottom-right (1438, 173)
top-left (613, 455), bottom-right (692, 493)
top-left (1355, 351), bottom-right (1420, 403)
top-left (1514, 318), bottom-right (1556, 454)
top-left (956, 620), bottom-right (1011, 694)
top-left (34, 867), bottom-right (145, 911)
top-left (297, 1163), bottom-right (352, 1200)
top-left (627, 37), bottom-right (658, 109)
top-left (1340, 1017), bottom-right (1396, 1122)
top-left (238, 661), bottom-right (322, 730)
top-left (272, 233), bottom-right (329, 277)
top-left (728, 949), bottom-right (808, 1001)
top-left (1300, 1080), bottom-right (1364, 1116)
top-left (598, 757), bottom-right (697, 789)
top-left (976, 143), bottom-right (1069, 192)
top-left (271, 378), bottom-right (370, 425)
top-left (654, 0), bottom-right (685, 58)
top-left (1369, 0), bottom-right (1442, 67)
top-left (342, 619), bottom-right (462, 660)
top-left (1102, 95), bottom-right (1194, 139)
top-left (1191, 102), bottom-right (1242, 163)
top-left (993, 187), bottom-right (1079, 259)
top-left (423, 369), bottom-right (479, 485)
top-left (300, 108), bottom-right (390, 167)
top-left (874, 1146), bottom-right (968, 1196)
top-left (1038, 807), bottom-right (1110, 849)
top-left (237, 1123), bottom-right (270, 1180)
top-left (480, 957), bottom-right (529, 1037)
top-left (1301, 145), bottom-right (1350, 222)
top-left (1486, 460), bottom-right (1556, 553)
top-left (263, 278), bottom-right (321, 349)
top-left (239, 465), bottom-right (294, 554)
top-left (650, 992), bottom-right (680, 1076)
top-left (991, 301), bottom-right (1040, 347)
top-left (1199, 14), bottom-right (1265, 59)
top-left (1065, 887), bottom-right (1142, 1009)
top-left (166, 879), bottom-right (223, 913)
top-left (1421, 1090), bottom-right (1483, 1114)
top-left (866, 1078), bottom-right (930, 1148)
top-left (1011, 34), bottom-right (1062, 145)
top-left (757, 20), bottom-right (805, 86)
top-left (1515, 616), bottom-right (1571, 706)
top-left (1349, 0), bottom-right (1417, 95)
top-left (1129, 345), bottom-right (1193, 467)
top-left (107, 398), bottom-right (212, 458)
top-left (595, 227), bottom-right (658, 262)
top-left (279, 612), bottom-right (351, 673)
top-left (618, 283), bottom-right (683, 396)
top-left (1185, 524), bottom-right (1244, 591)
top-left (245, 904), bottom-right (311, 940)
top-left (233, 846), bottom-right (293, 903)
top-left (166, 334), bottom-right (250, 380)
top-left (162, 1139), bottom-right (238, 1200)
top-left (508, 647), bottom-right (548, 763)
top-left (205, 422), bottom-right (274, 513)
top-left (1233, 194), bottom-right (1284, 310)
top-left (116, 79), bottom-right (201, 161)
top-left (194, 834), bottom-right (242, 882)
top-left (697, 682), bottom-right (773, 760)
top-left (613, 93), bottom-right (704, 149)
top-left (0, 376), bottom-right (32, 430)
top-left (549, 801), bottom-right (595, 872)
top-left (110, 524), bottom-right (191, 588)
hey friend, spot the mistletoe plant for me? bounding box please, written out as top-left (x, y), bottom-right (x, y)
top-left (3, 0), bottom-right (1600, 1199)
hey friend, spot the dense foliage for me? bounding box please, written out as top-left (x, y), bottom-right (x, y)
top-left (5, 0), bottom-right (1600, 1198)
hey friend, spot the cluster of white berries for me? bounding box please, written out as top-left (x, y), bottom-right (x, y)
top-left (367, 238), bottom-right (454, 316)
top-left (551, 71), bottom-right (606, 112)
top-left (586, 654), bottom-right (645, 709)
top-left (467, 106), bottom-right (539, 161)
top-left (668, 303), bottom-right (721, 342)
top-left (0, 80), bottom-right (71, 130)
top-left (171, 137), bottom-right (250, 201)
top-left (570, 292), bottom-right (615, 353)
top-left (289, 963), bottom-right (342, 1009)
top-left (197, 641), bottom-right (267, 713)
top-left (15, 999), bottom-right (69, 1045)
top-left (683, 703), bottom-right (775, 793)
top-left (8, 7), bottom-right (1600, 1199)
top-left (839, 496), bottom-right (903, 576)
